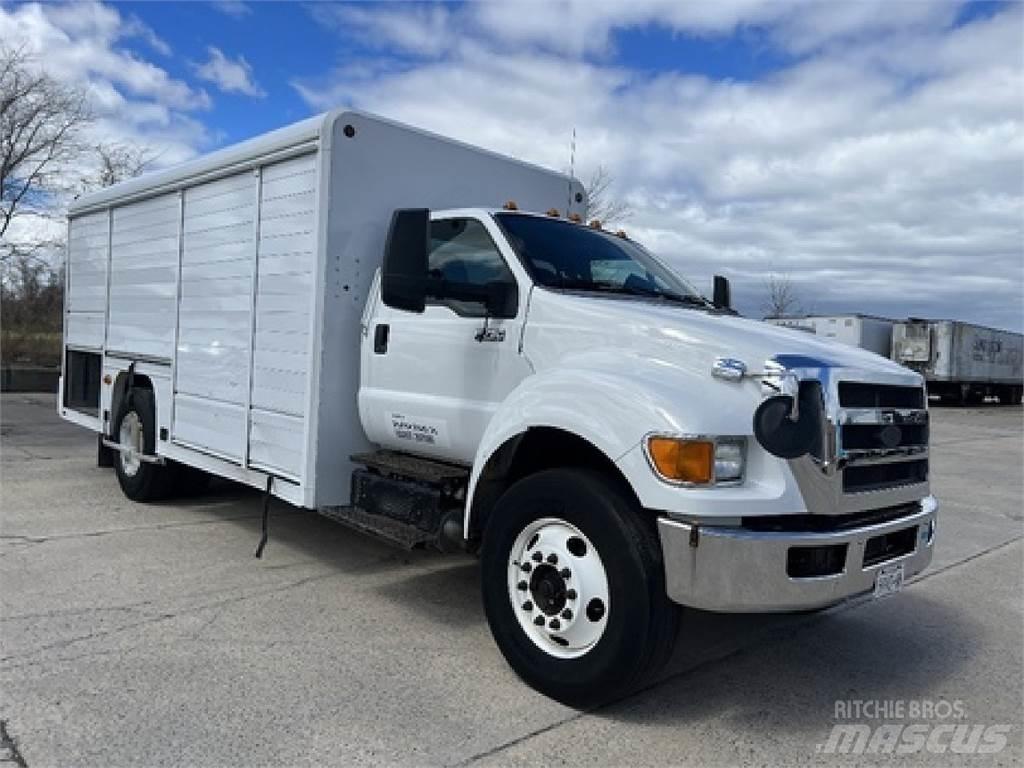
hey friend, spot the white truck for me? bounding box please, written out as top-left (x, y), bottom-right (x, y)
top-left (766, 314), bottom-right (894, 358)
top-left (60, 111), bottom-right (938, 706)
top-left (891, 319), bottom-right (1023, 405)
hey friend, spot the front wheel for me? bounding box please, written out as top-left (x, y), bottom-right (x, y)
top-left (480, 468), bottom-right (679, 707)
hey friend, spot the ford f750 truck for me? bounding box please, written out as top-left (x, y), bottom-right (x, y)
top-left (60, 111), bottom-right (937, 705)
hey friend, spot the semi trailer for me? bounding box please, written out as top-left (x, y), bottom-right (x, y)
top-left (765, 314), bottom-right (895, 358)
top-left (891, 319), bottom-right (1023, 404)
top-left (60, 110), bottom-right (938, 706)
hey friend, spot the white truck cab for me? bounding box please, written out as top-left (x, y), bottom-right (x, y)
top-left (59, 111), bottom-right (937, 706)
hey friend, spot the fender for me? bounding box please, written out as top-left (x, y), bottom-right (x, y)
top-left (464, 349), bottom-right (782, 537)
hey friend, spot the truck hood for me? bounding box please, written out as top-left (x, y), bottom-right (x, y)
top-left (523, 288), bottom-right (922, 386)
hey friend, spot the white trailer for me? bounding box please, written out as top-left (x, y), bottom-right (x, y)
top-left (766, 314), bottom-right (894, 357)
top-left (61, 110), bottom-right (938, 706)
top-left (891, 319), bottom-right (1023, 404)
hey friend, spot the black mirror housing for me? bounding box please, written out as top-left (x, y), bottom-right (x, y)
top-left (485, 281), bottom-right (518, 319)
top-left (382, 208), bottom-right (429, 312)
top-left (712, 274), bottom-right (732, 310)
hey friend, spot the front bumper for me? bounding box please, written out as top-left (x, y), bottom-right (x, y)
top-left (657, 495), bottom-right (937, 612)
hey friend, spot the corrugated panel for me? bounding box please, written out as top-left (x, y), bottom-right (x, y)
top-left (250, 154), bottom-right (316, 418)
top-left (177, 171), bottom-right (255, 408)
top-left (66, 211), bottom-right (109, 349)
top-left (248, 410), bottom-right (304, 479)
top-left (107, 193), bottom-right (179, 358)
top-left (173, 393), bottom-right (246, 460)
top-left (173, 170), bottom-right (256, 461)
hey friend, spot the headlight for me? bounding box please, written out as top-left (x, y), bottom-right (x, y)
top-left (713, 439), bottom-right (745, 482)
top-left (645, 435), bottom-right (746, 486)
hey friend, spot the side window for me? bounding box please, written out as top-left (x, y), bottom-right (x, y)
top-left (428, 218), bottom-right (516, 316)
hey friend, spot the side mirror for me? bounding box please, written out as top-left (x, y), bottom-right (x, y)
top-left (712, 274), bottom-right (732, 310)
top-left (436, 280), bottom-right (518, 319)
top-left (382, 209), bottom-right (429, 312)
top-left (752, 381), bottom-right (824, 460)
top-left (485, 281), bottom-right (518, 319)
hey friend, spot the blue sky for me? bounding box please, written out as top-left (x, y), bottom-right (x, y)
top-left (2, 0), bottom-right (1022, 329)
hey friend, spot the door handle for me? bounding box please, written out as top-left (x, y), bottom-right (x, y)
top-left (374, 324), bottom-right (389, 354)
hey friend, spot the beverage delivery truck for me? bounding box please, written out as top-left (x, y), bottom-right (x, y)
top-left (59, 110), bottom-right (938, 705)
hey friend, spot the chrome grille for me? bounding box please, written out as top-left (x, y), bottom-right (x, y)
top-left (838, 384), bottom-right (928, 494)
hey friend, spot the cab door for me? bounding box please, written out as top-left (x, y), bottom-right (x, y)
top-left (359, 214), bottom-right (531, 463)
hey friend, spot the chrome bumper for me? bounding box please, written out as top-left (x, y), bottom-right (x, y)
top-left (657, 495), bottom-right (938, 612)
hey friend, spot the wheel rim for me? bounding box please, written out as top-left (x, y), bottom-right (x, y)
top-left (118, 411), bottom-right (143, 478)
top-left (507, 517), bottom-right (609, 659)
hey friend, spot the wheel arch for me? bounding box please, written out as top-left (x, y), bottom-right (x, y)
top-left (466, 426), bottom-right (641, 542)
top-left (109, 369), bottom-right (155, 438)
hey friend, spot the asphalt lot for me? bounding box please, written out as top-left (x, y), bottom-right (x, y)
top-left (1, 393), bottom-right (1021, 767)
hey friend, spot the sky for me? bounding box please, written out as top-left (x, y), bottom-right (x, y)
top-left (2, 0), bottom-right (1022, 330)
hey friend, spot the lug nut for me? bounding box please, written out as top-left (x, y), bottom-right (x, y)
top-left (532, 551), bottom-right (543, 563)
top-left (559, 567), bottom-right (571, 579)
top-left (534, 615), bottom-right (545, 626)
top-left (549, 618), bottom-right (561, 630)
top-left (521, 562), bottom-right (532, 573)
top-left (566, 589), bottom-right (577, 600)
top-left (522, 601), bottom-right (533, 611)
top-left (517, 580), bottom-right (528, 591)
top-left (561, 609), bottom-right (572, 620)
top-left (546, 553), bottom-right (558, 564)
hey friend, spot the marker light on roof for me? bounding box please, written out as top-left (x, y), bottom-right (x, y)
top-left (503, 200), bottom-right (519, 211)
top-left (616, 229), bottom-right (629, 239)
top-left (588, 219), bottom-right (602, 229)
top-left (568, 213), bottom-right (582, 223)
top-left (546, 208), bottom-right (560, 217)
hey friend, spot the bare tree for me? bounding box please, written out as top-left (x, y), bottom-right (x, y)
top-left (1, 45), bottom-right (90, 248)
top-left (84, 142), bottom-right (160, 190)
top-left (762, 273), bottom-right (804, 318)
top-left (584, 165), bottom-right (633, 224)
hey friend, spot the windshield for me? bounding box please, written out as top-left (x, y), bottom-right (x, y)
top-left (494, 213), bottom-right (705, 304)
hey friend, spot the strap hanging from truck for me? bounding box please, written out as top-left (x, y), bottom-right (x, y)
top-left (254, 476), bottom-right (272, 559)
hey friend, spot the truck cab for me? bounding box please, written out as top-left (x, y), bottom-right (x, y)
top-left (350, 205), bottom-right (937, 702)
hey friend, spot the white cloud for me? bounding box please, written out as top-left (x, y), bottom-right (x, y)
top-left (192, 46), bottom-right (265, 98)
top-left (0, 1), bottom-right (213, 255)
top-left (211, 0), bottom-right (251, 19)
top-left (296, 1), bottom-right (1023, 330)
top-left (310, 3), bottom-right (454, 57)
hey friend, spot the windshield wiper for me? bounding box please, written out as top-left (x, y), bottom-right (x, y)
top-left (552, 278), bottom-right (713, 308)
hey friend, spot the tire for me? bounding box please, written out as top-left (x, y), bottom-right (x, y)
top-left (112, 388), bottom-right (176, 501)
top-left (480, 468), bottom-right (679, 708)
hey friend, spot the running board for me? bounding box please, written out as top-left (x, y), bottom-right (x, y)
top-left (350, 450), bottom-right (469, 487)
top-left (317, 504), bottom-right (439, 550)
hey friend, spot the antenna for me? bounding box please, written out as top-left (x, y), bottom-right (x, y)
top-left (568, 127), bottom-right (576, 213)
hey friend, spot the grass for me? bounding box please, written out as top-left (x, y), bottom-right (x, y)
top-left (1, 329), bottom-right (62, 367)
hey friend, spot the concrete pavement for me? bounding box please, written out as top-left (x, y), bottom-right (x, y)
top-left (1, 393), bottom-right (1021, 766)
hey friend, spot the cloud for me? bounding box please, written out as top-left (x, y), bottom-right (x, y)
top-left (296, 1), bottom-right (1023, 330)
top-left (0, 1), bottom-right (214, 254)
top-left (309, 3), bottom-right (455, 58)
top-left (192, 46), bottom-right (265, 98)
top-left (211, 0), bottom-right (251, 19)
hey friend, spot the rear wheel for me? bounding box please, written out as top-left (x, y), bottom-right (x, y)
top-left (481, 468), bottom-right (679, 707)
top-left (112, 389), bottom-right (176, 501)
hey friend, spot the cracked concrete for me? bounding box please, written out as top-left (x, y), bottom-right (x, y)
top-left (0, 394), bottom-right (1021, 766)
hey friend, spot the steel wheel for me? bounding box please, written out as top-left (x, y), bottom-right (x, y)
top-left (507, 517), bottom-right (609, 659)
top-left (118, 410), bottom-right (144, 477)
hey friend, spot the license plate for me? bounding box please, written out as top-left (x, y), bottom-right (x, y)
top-left (873, 563), bottom-right (904, 599)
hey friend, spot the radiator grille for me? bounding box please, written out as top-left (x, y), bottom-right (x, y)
top-left (837, 382), bottom-right (929, 495)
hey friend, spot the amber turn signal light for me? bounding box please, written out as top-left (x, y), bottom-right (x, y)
top-left (646, 437), bottom-right (714, 484)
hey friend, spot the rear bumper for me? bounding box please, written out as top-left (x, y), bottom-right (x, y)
top-left (658, 495), bottom-right (937, 612)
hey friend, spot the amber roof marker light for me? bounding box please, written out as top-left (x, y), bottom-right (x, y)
top-left (503, 200), bottom-right (518, 211)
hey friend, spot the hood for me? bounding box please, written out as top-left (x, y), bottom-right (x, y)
top-left (523, 288), bottom-right (922, 386)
